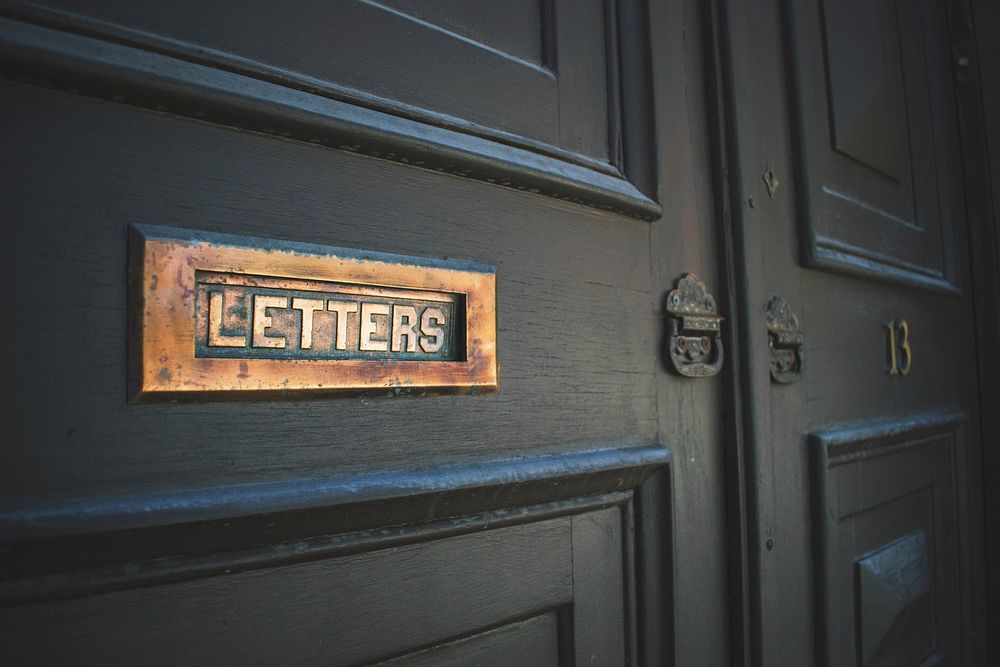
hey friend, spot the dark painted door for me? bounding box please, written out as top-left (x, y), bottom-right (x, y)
top-left (721, 0), bottom-right (989, 664)
top-left (0, 1), bottom-right (734, 665)
top-left (3, 1), bottom-right (992, 665)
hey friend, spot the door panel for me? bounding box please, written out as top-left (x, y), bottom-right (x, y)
top-left (0, 0), bottom-right (659, 218)
top-left (0, 73), bottom-right (660, 660)
top-left (811, 412), bottom-right (967, 666)
top-left (8, 0), bottom-right (983, 663)
top-left (0, 1), bottom-right (733, 664)
top-left (4, 515), bottom-right (576, 665)
top-left (723, 0), bottom-right (987, 663)
top-left (3, 507), bottom-right (636, 665)
top-left (5, 0), bottom-right (587, 156)
top-left (787, 0), bottom-right (959, 291)
top-left (0, 79), bottom-right (658, 499)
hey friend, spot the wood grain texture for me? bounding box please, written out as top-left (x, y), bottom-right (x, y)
top-left (719, 0), bottom-right (988, 663)
top-left (0, 6), bottom-right (661, 218)
top-left (3, 0), bottom-right (561, 145)
top-left (2, 506), bottom-right (633, 666)
top-left (2, 517), bottom-right (575, 666)
top-left (374, 0), bottom-right (549, 68)
top-left (571, 506), bottom-right (627, 665)
top-left (809, 413), bottom-right (966, 666)
top-left (375, 611), bottom-right (562, 667)
top-left (0, 6), bottom-right (671, 654)
top-left (0, 446), bottom-right (665, 605)
top-left (634, 466), bottom-right (673, 665)
top-left (784, 0), bottom-right (960, 292)
top-left (647, 0), bottom-right (733, 663)
top-left (0, 79), bottom-right (658, 503)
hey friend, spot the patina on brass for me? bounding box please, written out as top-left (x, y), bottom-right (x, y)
top-left (195, 272), bottom-right (460, 361)
top-left (665, 273), bottom-right (724, 378)
top-left (765, 295), bottom-right (804, 384)
top-left (128, 225), bottom-right (497, 400)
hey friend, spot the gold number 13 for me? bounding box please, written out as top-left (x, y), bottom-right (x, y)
top-left (885, 319), bottom-right (912, 376)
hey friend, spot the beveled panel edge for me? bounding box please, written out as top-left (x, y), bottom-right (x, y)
top-left (808, 408), bottom-right (968, 466)
top-left (0, 444), bottom-right (670, 606)
top-left (0, 444), bottom-right (669, 541)
top-left (375, 610), bottom-right (565, 666)
top-left (0, 14), bottom-right (662, 221)
top-left (806, 237), bottom-right (961, 295)
top-left (360, 0), bottom-right (556, 77)
top-left (135, 223), bottom-right (496, 275)
top-left (128, 224), bottom-right (498, 400)
top-left (808, 409), bottom-right (965, 666)
top-left (781, 0), bottom-right (960, 295)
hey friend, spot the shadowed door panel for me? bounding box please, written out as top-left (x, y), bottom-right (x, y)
top-left (788, 0), bottom-right (959, 290)
top-left (0, 79), bottom-right (656, 500)
top-left (811, 414), bottom-right (965, 665)
top-left (376, 612), bottom-right (561, 667)
top-left (3, 508), bottom-right (629, 666)
top-left (723, 0), bottom-right (985, 662)
top-left (0, 0), bottom-right (732, 663)
top-left (2, 0), bottom-right (613, 164)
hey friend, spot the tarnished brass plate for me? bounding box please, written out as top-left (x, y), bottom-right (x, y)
top-left (129, 225), bottom-right (497, 400)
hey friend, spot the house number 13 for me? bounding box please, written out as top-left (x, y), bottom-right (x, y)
top-left (885, 319), bottom-right (912, 376)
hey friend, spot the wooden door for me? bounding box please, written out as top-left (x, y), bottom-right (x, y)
top-left (0, 1), bottom-right (735, 664)
top-left (720, 0), bottom-right (989, 663)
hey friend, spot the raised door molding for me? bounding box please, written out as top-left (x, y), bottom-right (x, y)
top-left (0, 0), bottom-right (661, 219)
top-left (809, 410), bottom-right (968, 665)
top-left (784, 0), bottom-right (961, 292)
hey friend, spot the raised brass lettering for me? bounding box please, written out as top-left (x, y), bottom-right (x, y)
top-left (391, 305), bottom-right (419, 352)
top-left (360, 302), bottom-right (390, 352)
top-left (200, 282), bottom-right (456, 360)
top-left (291, 298), bottom-right (325, 350)
top-left (207, 290), bottom-right (246, 347)
top-left (420, 307), bottom-right (446, 353)
top-left (253, 295), bottom-right (288, 348)
top-left (129, 224), bottom-right (497, 399)
top-left (328, 300), bottom-right (359, 351)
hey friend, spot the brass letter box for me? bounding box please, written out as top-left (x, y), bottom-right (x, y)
top-left (129, 225), bottom-right (497, 400)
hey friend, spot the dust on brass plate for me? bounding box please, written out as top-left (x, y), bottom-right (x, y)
top-left (197, 272), bottom-right (462, 362)
top-left (665, 273), bottom-right (724, 378)
top-left (128, 225), bottom-right (497, 400)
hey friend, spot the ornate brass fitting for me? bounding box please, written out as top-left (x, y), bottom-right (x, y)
top-left (765, 295), bottom-right (804, 384)
top-left (665, 273), bottom-right (724, 378)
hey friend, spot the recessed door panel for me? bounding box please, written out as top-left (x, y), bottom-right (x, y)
top-left (0, 1), bottom-right (660, 217)
top-left (2, 508), bottom-right (630, 666)
top-left (1, 0), bottom-right (636, 171)
top-left (810, 413), bottom-right (965, 666)
top-left (788, 0), bottom-right (959, 290)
